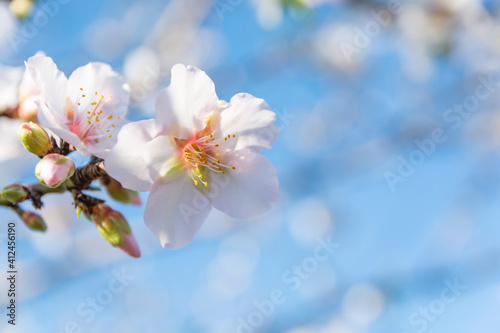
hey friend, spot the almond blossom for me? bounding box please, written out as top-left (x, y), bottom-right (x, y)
top-left (25, 55), bottom-right (130, 158)
top-left (0, 63), bottom-right (23, 114)
top-left (0, 51), bottom-right (42, 121)
top-left (105, 64), bottom-right (279, 249)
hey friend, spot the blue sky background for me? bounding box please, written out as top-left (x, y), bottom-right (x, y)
top-left (1, 0), bottom-right (500, 332)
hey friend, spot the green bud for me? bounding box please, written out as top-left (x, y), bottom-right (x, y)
top-left (91, 204), bottom-right (128, 245)
top-left (17, 122), bottom-right (52, 158)
top-left (101, 177), bottom-right (141, 205)
top-left (21, 211), bottom-right (47, 232)
top-left (90, 204), bottom-right (140, 257)
top-left (96, 218), bottom-right (123, 246)
top-left (1, 184), bottom-right (28, 204)
top-left (108, 211), bottom-right (132, 235)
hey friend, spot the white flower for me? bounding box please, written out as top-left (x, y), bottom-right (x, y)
top-left (0, 52), bottom-right (41, 121)
top-left (25, 55), bottom-right (130, 158)
top-left (17, 56), bottom-right (42, 121)
top-left (105, 64), bottom-right (279, 249)
top-left (0, 2), bottom-right (17, 55)
top-left (0, 63), bottom-right (24, 113)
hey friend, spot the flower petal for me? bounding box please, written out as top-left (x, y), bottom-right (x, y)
top-left (105, 119), bottom-right (167, 192)
top-left (216, 93), bottom-right (279, 152)
top-left (209, 149), bottom-right (279, 219)
top-left (67, 62), bottom-right (130, 118)
top-left (18, 51), bottom-right (44, 102)
top-left (143, 134), bottom-right (179, 180)
top-left (25, 55), bottom-right (67, 112)
top-left (36, 102), bottom-right (84, 154)
top-left (155, 64), bottom-right (219, 139)
top-left (145, 173), bottom-right (212, 249)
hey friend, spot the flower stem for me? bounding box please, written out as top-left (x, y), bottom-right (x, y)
top-left (0, 158), bottom-right (106, 211)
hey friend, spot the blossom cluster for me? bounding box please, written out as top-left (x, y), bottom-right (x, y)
top-left (0, 54), bottom-right (279, 257)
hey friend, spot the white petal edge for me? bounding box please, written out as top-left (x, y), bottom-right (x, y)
top-left (145, 173), bottom-right (212, 249)
top-left (155, 64), bottom-right (219, 139)
top-left (25, 55), bottom-right (68, 112)
top-left (67, 62), bottom-right (130, 118)
top-left (217, 93), bottom-right (279, 152)
top-left (104, 119), bottom-right (161, 192)
top-left (36, 102), bottom-right (87, 155)
top-left (208, 149), bottom-right (279, 219)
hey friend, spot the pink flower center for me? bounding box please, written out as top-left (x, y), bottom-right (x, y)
top-left (67, 88), bottom-right (120, 144)
top-left (182, 131), bottom-right (237, 187)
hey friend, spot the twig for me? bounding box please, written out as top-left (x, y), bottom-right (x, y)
top-left (69, 160), bottom-right (105, 189)
top-left (0, 158), bottom-right (107, 212)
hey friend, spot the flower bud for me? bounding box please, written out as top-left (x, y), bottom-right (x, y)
top-left (91, 204), bottom-right (141, 258)
top-left (117, 233), bottom-right (141, 259)
top-left (21, 211), bottom-right (47, 232)
top-left (101, 177), bottom-right (141, 205)
top-left (35, 154), bottom-right (75, 188)
top-left (17, 122), bottom-right (52, 157)
top-left (0, 184), bottom-right (28, 204)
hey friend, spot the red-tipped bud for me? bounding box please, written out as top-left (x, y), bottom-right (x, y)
top-left (116, 233), bottom-right (141, 258)
top-left (21, 211), bottom-right (47, 232)
top-left (91, 204), bottom-right (141, 258)
top-left (17, 122), bottom-right (51, 157)
top-left (101, 177), bottom-right (141, 205)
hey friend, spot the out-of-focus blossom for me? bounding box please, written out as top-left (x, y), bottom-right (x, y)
top-left (251, 0), bottom-right (337, 29)
top-left (0, 52), bottom-right (42, 120)
top-left (35, 153), bottom-right (75, 188)
top-left (0, 2), bottom-right (17, 56)
top-left (342, 283), bottom-right (385, 326)
top-left (0, 63), bottom-right (24, 114)
top-left (26, 55), bottom-right (130, 158)
top-left (123, 0), bottom-right (219, 113)
top-left (106, 64), bottom-right (279, 249)
top-left (0, 118), bottom-right (27, 165)
top-left (9, 0), bottom-right (34, 18)
top-left (313, 23), bottom-right (365, 74)
top-left (18, 59), bottom-right (42, 121)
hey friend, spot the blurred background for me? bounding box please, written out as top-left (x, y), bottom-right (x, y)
top-left (1, 0), bottom-right (500, 332)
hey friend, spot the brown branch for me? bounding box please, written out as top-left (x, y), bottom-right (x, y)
top-left (0, 108), bottom-right (18, 119)
top-left (0, 158), bottom-right (106, 211)
top-left (69, 160), bottom-right (105, 189)
top-left (26, 183), bottom-right (66, 209)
